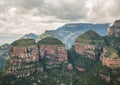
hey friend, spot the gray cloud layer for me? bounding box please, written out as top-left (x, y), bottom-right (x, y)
top-left (0, 0), bottom-right (120, 34)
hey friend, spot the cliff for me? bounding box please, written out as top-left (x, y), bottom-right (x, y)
top-left (6, 37), bottom-right (68, 77)
top-left (37, 37), bottom-right (67, 69)
top-left (8, 39), bottom-right (39, 64)
top-left (101, 48), bottom-right (120, 69)
top-left (6, 39), bottom-right (42, 77)
top-left (108, 20), bottom-right (120, 37)
top-left (74, 30), bottom-right (104, 60)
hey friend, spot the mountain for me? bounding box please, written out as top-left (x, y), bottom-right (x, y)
top-left (1, 21), bottom-right (120, 85)
top-left (75, 30), bottom-right (104, 60)
top-left (20, 33), bottom-right (38, 40)
top-left (75, 30), bottom-right (105, 45)
top-left (39, 23), bottom-right (109, 49)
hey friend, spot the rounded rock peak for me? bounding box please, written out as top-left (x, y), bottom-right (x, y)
top-left (37, 37), bottom-right (64, 46)
top-left (11, 39), bottom-right (36, 47)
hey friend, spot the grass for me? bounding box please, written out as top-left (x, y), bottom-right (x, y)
top-left (105, 47), bottom-right (119, 59)
top-left (75, 30), bottom-right (105, 45)
top-left (11, 39), bottom-right (36, 48)
top-left (37, 37), bottom-right (64, 46)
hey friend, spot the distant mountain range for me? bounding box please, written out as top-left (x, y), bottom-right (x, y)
top-left (38, 23), bottom-right (109, 49)
top-left (20, 33), bottom-right (38, 40)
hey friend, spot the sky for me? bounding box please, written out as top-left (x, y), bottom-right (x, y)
top-left (0, 0), bottom-right (120, 45)
top-left (0, 0), bottom-right (120, 35)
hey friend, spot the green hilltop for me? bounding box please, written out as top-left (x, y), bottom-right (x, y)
top-left (11, 39), bottom-right (36, 47)
top-left (75, 30), bottom-right (105, 45)
top-left (37, 37), bottom-right (64, 46)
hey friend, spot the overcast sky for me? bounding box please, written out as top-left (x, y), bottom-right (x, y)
top-left (0, 0), bottom-right (120, 34)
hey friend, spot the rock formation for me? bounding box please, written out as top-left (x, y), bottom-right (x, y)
top-left (100, 48), bottom-right (120, 69)
top-left (108, 20), bottom-right (120, 37)
top-left (8, 39), bottom-right (39, 64)
top-left (6, 37), bottom-right (68, 77)
top-left (37, 37), bottom-right (67, 69)
top-left (74, 30), bottom-right (104, 60)
top-left (6, 39), bottom-right (42, 77)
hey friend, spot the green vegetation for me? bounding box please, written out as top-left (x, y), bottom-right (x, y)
top-left (104, 36), bottom-right (120, 57)
top-left (1, 30), bottom-right (120, 85)
top-left (68, 47), bottom-right (96, 69)
top-left (37, 37), bottom-right (64, 46)
top-left (104, 47), bottom-right (119, 59)
top-left (11, 39), bottom-right (36, 47)
top-left (75, 30), bottom-right (105, 46)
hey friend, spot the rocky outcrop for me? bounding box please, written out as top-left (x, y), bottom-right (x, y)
top-left (8, 46), bottom-right (39, 64)
top-left (8, 39), bottom-right (39, 65)
top-left (74, 30), bottom-right (104, 61)
top-left (101, 48), bottom-right (120, 69)
top-left (108, 20), bottom-right (120, 37)
top-left (75, 41), bottom-right (102, 61)
top-left (39, 45), bottom-right (67, 62)
top-left (6, 37), bottom-right (68, 77)
top-left (37, 37), bottom-right (68, 69)
top-left (6, 39), bottom-right (41, 77)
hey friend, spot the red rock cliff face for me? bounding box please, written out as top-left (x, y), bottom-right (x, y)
top-left (6, 45), bottom-right (42, 78)
top-left (8, 46), bottom-right (39, 64)
top-left (75, 41), bottom-right (102, 60)
top-left (39, 45), bottom-right (67, 62)
top-left (100, 48), bottom-right (120, 69)
top-left (108, 20), bottom-right (120, 37)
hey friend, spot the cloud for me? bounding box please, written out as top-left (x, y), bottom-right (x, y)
top-left (0, 0), bottom-right (120, 35)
